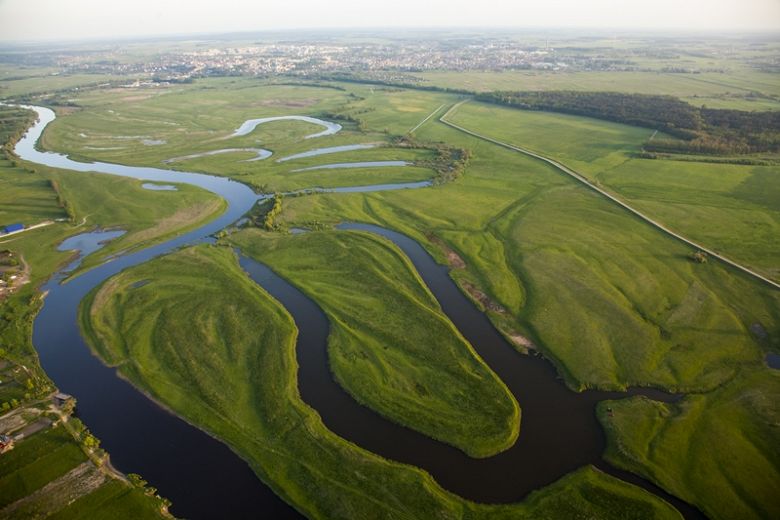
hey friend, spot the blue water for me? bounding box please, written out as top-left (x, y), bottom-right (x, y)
top-left (277, 143), bottom-right (377, 162)
top-left (232, 115), bottom-right (341, 139)
top-left (12, 104), bottom-right (432, 519)
top-left (291, 160), bottom-right (409, 172)
top-left (141, 183), bottom-right (177, 191)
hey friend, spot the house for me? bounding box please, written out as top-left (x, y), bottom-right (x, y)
top-left (2, 224), bottom-right (24, 235)
top-left (53, 393), bottom-right (73, 407)
top-left (0, 434), bottom-right (13, 454)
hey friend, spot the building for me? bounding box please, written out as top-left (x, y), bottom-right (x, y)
top-left (53, 393), bottom-right (73, 407)
top-left (2, 224), bottom-right (24, 235)
top-left (0, 434), bottom-right (13, 454)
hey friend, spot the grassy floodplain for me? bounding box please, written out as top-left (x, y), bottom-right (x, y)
top-left (445, 100), bottom-right (780, 282)
top-left (38, 79), bottom-right (454, 192)
top-left (0, 104), bottom-right (218, 367)
top-left (281, 108), bottom-right (779, 393)
top-left (43, 169), bottom-right (225, 274)
top-left (599, 368), bottom-right (780, 520)
top-left (82, 244), bottom-right (681, 519)
top-left (0, 104), bottom-right (230, 518)
top-left (34, 79), bottom-right (780, 518)
top-left (230, 228), bottom-right (519, 457)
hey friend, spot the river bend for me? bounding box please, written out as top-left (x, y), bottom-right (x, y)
top-left (14, 105), bottom-right (702, 519)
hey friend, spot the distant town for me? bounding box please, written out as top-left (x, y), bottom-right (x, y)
top-left (2, 30), bottom-right (777, 84)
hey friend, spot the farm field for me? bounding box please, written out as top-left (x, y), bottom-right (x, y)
top-left (0, 421), bottom-right (168, 518)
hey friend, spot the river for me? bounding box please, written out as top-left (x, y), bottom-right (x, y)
top-left (14, 105), bottom-right (702, 519)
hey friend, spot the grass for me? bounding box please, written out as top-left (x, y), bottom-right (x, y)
top-left (280, 114), bottom-right (778, 393)
top-left (0, 162), bottom-right (223, 367)
top-left (0, 156), bottom-right (64, 227)
top-left (0, 104), bottom-right (218, 518)
top-left (229, 228), bottom-right (519, 457)
top-left (47, 480), bottom-right (169, 520)
top-left (446, 100), bottom-right (780, 282)
top-left (80, 243), bottom-right (681, 519)
top-left (39, 167), bottom-right (225, 273)
top-left (0, 426), bottom-right (87, 507)
top-left (0, 73), bottom-right (136, 99)
top-left (598, 368), bottom-right (780, 520)
top-left (0, 424), bottom-right (168, 518)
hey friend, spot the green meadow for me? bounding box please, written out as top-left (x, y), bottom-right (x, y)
top-left (419, 70), bottom-right (780, 110)
top-left (0, 424), bottom-right (167, 518)
top-left (38, 79), bottom-right (454, 192)
top-left (599, 368), bottom-right (780, 520)
top-left (445, 100), bottom-right (780, 282)
top-left (230, 228), bottom-right (519, 457)
top-left (0, 104), bottom-right (228, 518)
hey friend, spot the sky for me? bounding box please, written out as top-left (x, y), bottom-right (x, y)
top-left (1, 0), bottom-right (779, 42)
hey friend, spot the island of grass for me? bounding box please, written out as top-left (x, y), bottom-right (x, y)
top-left (80, 243), bottom-right (681, 519)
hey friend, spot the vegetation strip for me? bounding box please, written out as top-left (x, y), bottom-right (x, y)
top-left (439, 101), bottom-right (780, 291)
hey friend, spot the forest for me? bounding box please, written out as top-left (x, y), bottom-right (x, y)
top-left (476, 90), bottom-right (780, 155)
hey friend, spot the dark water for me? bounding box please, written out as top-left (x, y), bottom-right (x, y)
top-left (15, 105), bottom-right (704, 519)
top-left (58, 229), bottom-right (126, 272)
top-left (19, 105), bottom-right (302, 519)
top-left (767, 352), bottom-right (780, 369)
top-left (239, 224), bottom-right (703, 518)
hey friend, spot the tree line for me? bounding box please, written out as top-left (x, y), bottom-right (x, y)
top-left (475, 90), bottom-right (780, 155)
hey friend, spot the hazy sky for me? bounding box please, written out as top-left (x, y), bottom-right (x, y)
top-left (1, 0), bottom-right (779, 42)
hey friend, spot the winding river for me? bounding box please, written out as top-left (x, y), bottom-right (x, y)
top-left (14, 105), bottom-right (703, 519)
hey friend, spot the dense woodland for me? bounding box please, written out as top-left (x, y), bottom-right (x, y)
top-left (476, 91), bottom-right (780, 155)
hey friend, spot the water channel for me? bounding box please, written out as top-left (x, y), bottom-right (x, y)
top-left (14, 105), bottom-right (702, 519)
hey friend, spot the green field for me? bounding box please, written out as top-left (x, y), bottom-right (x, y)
top-left (0, 425), bottom-right (167, 518)
top-left (599, 368), bottom-right (780, 520)
top-left (38, 79), bottom-right (453, 192)
top-left (42, 168), bottom-right (225, 273)
top-left (445, 100), bottom-right (780, 282)
top-left (82, 243), bottom-right (681, 519)
top-left (0, 104), bottom-right (227, 518)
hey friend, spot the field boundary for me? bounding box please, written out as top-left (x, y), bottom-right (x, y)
top-left (440, 100), bottom-right (780, 291)
top-left (408, 103), bottom-right (447, 135)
